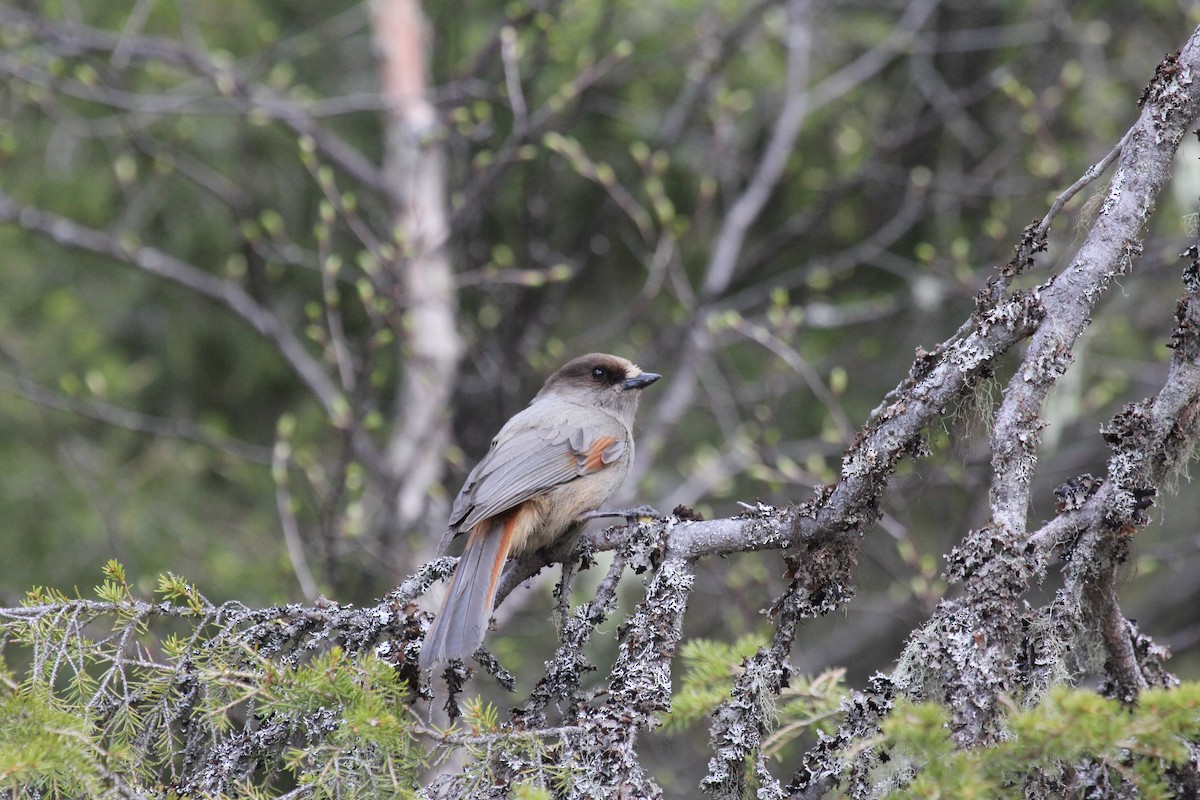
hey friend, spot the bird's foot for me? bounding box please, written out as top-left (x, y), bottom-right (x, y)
top-left (581, 504), bottom-right (664, 524)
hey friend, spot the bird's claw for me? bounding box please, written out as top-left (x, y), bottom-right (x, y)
top-left (582, 504), bottom-right (665, 524)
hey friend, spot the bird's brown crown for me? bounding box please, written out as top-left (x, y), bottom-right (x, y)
top-left (548, 353), bottom-right (637, 388)
top-left (535, 353), bottom-right (660, 413)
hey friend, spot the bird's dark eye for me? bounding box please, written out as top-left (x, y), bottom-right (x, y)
top-left (591, 366), bottom-right (608, 381)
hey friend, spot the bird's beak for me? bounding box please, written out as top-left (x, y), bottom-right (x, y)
top-left (623, 371), bottom-right (661, 390)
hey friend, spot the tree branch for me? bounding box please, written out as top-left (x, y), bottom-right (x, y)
top-left (373, 0), bottom-right (463, 533)
top-left (0, 190), bottom-right (343, 418)
top-left (0, 7), bottom-right (389, 196)
top-left (901, 28), bottom-right (1200, 746)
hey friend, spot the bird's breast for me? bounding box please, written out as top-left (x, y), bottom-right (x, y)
top-left (512, 459), bottom-right (631, 555)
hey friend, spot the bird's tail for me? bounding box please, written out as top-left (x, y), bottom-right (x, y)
top-left (419, 512), bottom-right (518, 669)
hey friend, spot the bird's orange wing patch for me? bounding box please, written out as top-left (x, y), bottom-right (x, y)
top-left (579, 435), bottom-right (619, 474)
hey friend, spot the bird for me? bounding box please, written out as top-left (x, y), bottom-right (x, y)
top-left (419, 353), bottom-right (660, 669)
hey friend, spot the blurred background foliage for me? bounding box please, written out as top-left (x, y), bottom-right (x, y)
top-left (2, 0), bottom-right (1200, 788)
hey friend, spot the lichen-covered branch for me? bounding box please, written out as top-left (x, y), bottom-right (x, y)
top-left (782, 32), bottom-right (1200, 797)
top-left (890, 27), bottom-right (1200, 750)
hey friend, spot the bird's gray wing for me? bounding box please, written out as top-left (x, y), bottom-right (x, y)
top-left (438, 404), bottom-right (626, 553)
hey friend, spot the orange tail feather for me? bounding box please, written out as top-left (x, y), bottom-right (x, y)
top-left (419, 511), bottom-right (519, 669)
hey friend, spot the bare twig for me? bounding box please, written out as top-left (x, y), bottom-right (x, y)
top-left (701, 0), bottom-right (814, 299)
top-left (0, 362), bottom-right (271, 464)
top-left (635, 0), bottom-right (939, 484)
top-left (0, 7), bottom-right (390, 195)
top-left (499, 26), bottom-right (528, 131)
top-left (273, 436), bottom-right (320, 602)
top-left (0, 190), bottom-right (343, 418)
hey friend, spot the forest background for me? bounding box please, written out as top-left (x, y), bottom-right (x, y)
top-left (2, 0), bottom-right (1200, 797)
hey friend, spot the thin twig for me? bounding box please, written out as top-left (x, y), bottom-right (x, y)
top-left (273, 441), bottom-right (320, 602)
